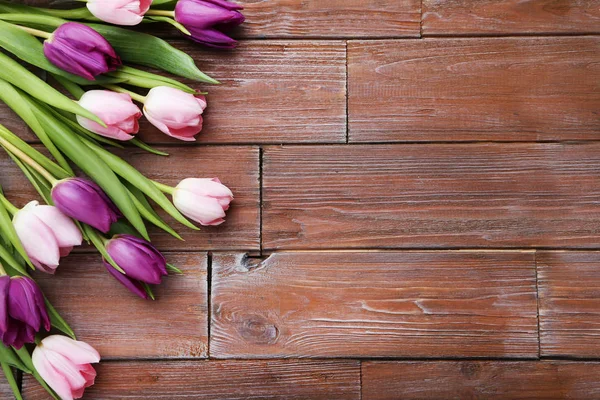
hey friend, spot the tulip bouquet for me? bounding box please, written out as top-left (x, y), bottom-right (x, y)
top-left (0, 0), bottom-right (243, 399)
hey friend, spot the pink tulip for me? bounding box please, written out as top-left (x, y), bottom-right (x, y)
top-left (86, 0), bottom-right (152, 26)
top-left (32, 335), bottom-right (100, 400)
top-left (173, 177), bottom-right (233, 225)
top-left (76, 90), bottom-right (142, 141)
top-left (143, 86), bottom-right (207, 141)
top-left (13, 201), bottom-right (82, 274)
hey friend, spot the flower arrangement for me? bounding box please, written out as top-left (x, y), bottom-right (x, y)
top-left (0, 0), bottom-right (244, 398)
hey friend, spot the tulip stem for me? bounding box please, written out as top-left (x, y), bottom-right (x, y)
top-left (0, 137), bottom-right (58, 185)
top-left (104, 85), bottom-right (147, 103)
top-left (14, 25), bottom-right (52, 39)
top-left (0, 193), bottom-right (18, 216)
top-left (146, 10), bottom-right (175, 17)
top-left (152, 181), bottom-right (175, 195)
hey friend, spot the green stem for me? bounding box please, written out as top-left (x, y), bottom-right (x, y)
top-left (0, 136), bottom-right (57, 185)
top-left (146, 9), bottom-right (175, 17)
top-left (103, 85), bottom-right (147, 103)
top-left (0, 193), bottom-right (18, 216)
top-left (14, 24), bottom-right (52, 39)
top-left (53, 75), bottom-right (85, 100)
top-left (0, 261), bottom-right (7, 276)
top-left (152, 181), bottom-right (175, 195)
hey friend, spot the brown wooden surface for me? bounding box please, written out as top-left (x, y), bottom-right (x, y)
top-left (362, 361), bottom-right (600, 400)
top-left (22, 360), bottom-right (361, 400)
top-left (34, 253), bottom-right (208, 359)
top-left (263, 144), bottom-right (600, 250)
top-left (211, 252), bottom-right (538, 358)
top-left (423, 0), bottom-right (600, 35)
top-left (348, 37), bottom-right (600, 142)
top-left (538, 251), bottom-right (600, 358)
top-left (0, 145), bottom-right (260, 252)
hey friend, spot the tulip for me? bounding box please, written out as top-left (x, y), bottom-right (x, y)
top-left (43, 22), bottom-right (121, 81)
top-left (175, 0), bottom-right (245, 49)
top-left (32, 335), bottom-right (100, 400)
top-left (173, 177), bottom-right (233, 226)
top-left (104, 260), bottom-right (149, 299)
top-left (143, 86), bottom-right (207, 141)
top-left (13, 201), bottom-right (82, 274)
top-left (0, 275), bottom-right (51, 349)
top-left (77, 90), bottom-right (142, 141)
top-left (86, 0), bottom-right (152, 26)
top-left (52, 178), bottom-right (120, 233)
top-left (106, 234), bottom-right (167, 285)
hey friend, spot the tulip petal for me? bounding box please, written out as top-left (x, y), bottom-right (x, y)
top-left (30, 204), bottom-right (83, 248)
top-left (41, 335), bottom-right (101, 365)
top-left (13, 209), bottom-right (61, 271)
top-left (173, 190), bottom-right (227, 226)
top-left (33, 347), bottom-right (75, 400)
top-left (177, 178), bottom-right (234, 199)
top-left (0, 276), bottom-right (10, 336)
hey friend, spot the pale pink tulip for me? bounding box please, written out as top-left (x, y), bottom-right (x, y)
top-left (76, 90), bottom-right (142, 141)
top-left (32, 335), bottom-right (100, 400)
top-left (173, 177), bottom-right (233, 225)
top-left (86, 0), bottom-right (152, 26)
top-left (12, 201), bottom-right (82, 274)
top-left (143, 86), bottom-right (207, 141)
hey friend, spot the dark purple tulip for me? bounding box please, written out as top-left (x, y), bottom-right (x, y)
top-left (175, 0), bottom-right (245, 49)
top-left (43, 22), bottom-right (121, 80)
top-left (104, 261), bottom-right (149, 300)
top-left (0, 276), bottom-right (51, 349)
top-left (51, 178), bottom-right (120, 233)
top-left (106, 234), bottom-right (167, 285)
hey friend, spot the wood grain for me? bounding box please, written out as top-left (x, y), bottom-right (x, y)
top-left (423, 0), bottom-right (600, 35)
top-left (8, 40), bottom-right (347, 144)
top-left (211, 252), bottom-right (538, 358)
top-left (362, 361), bottom-right (600, 400)
top-left (22, 360), bottom-right (360, 400)
top-left (0, 370), bottom-right (18, 400)
top-left (0, 146), bottom-right (260, 252)
top-left (348, 37), bottom-right (600, 142)
top-left (263, 144), bottom-right (600, 250)
top-left (33, 253), bottom-right (207, 359)
top-left (538, 251), bottom-right (600, 358)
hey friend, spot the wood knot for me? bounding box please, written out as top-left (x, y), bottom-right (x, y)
top-left (238, 315), bottom-right (279, 344)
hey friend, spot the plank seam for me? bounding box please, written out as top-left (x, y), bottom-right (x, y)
top-left (534, 251), bottom-right (541, 359)
top-left (207, 252), bottom-right (213, 359)
top-left (259, 147), bottom-right (264, 254)
top-left (345, 40), bottom-right (349, 144)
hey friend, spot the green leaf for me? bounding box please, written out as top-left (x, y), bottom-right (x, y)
top-left (0, 193), bottom-right (33, 270)
top-left (0, 343), bottom-right (30, 373)
top-left (26, 99), bottom-right (149, 240)
top-left (130, 138), bottom-right (169, 156)
top-left (83, 225), bottom-right (126, 274)
top-left (47, 107), bottom-right (125, 149)
top-left (0, 79), bottom-right (74, 175)
top-left (15, 347), bottom-right (60, 400)
top-left (0, 52), bottom-right (105, 126)
top-left (109, 65), bottom-right (196, 93)
top-left (1, 363), bottom-right (24, 400)
top-left (8, 153), bottom-right (53, 205)
top-left (45, 298), bottom-right (76, 339)
top-left (166, 263), bottom-right (184, 275)
top-left (0, 241), bottom-right (29, 276)
top-left (141, 282), bottom-right (155, 300)
top-left (146, 15), bottom-right (191, 35)
top-left (87, 23), bottom-right (219, 84)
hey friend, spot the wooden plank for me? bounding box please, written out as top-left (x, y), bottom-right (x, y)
top-left (263, 144), bottom-right (600, 250)
top-left (348, 37), bottom-right (600, 142)
top-left (0, 146), bottom-right (260, 252)
top-left (538, 251), bottom-right (600, 358)
top-left (8, 40), bottom-right (347, 144)
top-left (423, 0), bottom-right (600, 35)
top-left (0, 370), bottom-right (18, 400)
top-left (33, 252), bottom-right (207, 359)
top-left (211, 252), bottom-right (538, 358)
top-left (362, 361), bottom-right (600, 400)
top-left (22, 360), bottom-right (360, 400)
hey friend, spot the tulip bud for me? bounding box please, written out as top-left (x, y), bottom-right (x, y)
top-left (51, 178), bottom-right (120, 233)
top-left (86, 0), bottom-right (152, 26)
top-left (12, 201), bottom-right (82, 274)
top-left (32, 335), bottom-right (100, 400)
top-left (143, 86), bottom-right (207, 141)
top-left (43, 22), bottom-right (121, 81)
top-left (104, 260), bottom-right (149, 299)
top-left (175, 0), bottom-right (245, 49)
top-left (77, 90), bottom-right (142, 141)
top-left (0, 275), bottom-right (51, 349)
top-left (173, 178), bottom-right (233, 226)
top-left (106, 234), bottom-right (168, 285)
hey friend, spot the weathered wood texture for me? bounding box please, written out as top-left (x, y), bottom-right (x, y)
top-left (7, 41), bottom-right (347, 145)
top-left (538, 251), bottom-right (600, 358)
top-left (0, 371), bottom-right (18, 400)
top-left (0, 146), bottom-right (260, 251)
top-left (423, 0), bottom-right (600, 35)
top-left (33, 253), bottom-right (208, 359)
top-left (263, 144), bottom-right (600, 250)
top-left (22, 360), bottom-right (361, 400)
top-left (211, 252), bottom-right (538, 358)
top-left (348, 37), bottom-right (600, 142)
top-left (362, 361), bottom-right (600, 400)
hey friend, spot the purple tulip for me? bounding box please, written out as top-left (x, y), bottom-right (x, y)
top-left (51, 178), bottom-right (120, 233)
top-left (43, 22), bottom-right (121, 80)
top-left (175, 0), bottom-right (245, 49)
top-left (104, 235), bottom-right (167, 298)
top-left (104, 261), bottom-right (149, 300)
top-left (0, 276), bottom-right (51, 349)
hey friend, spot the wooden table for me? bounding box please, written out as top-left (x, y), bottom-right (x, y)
top-left (1, 0), bottom-right (599, 398)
